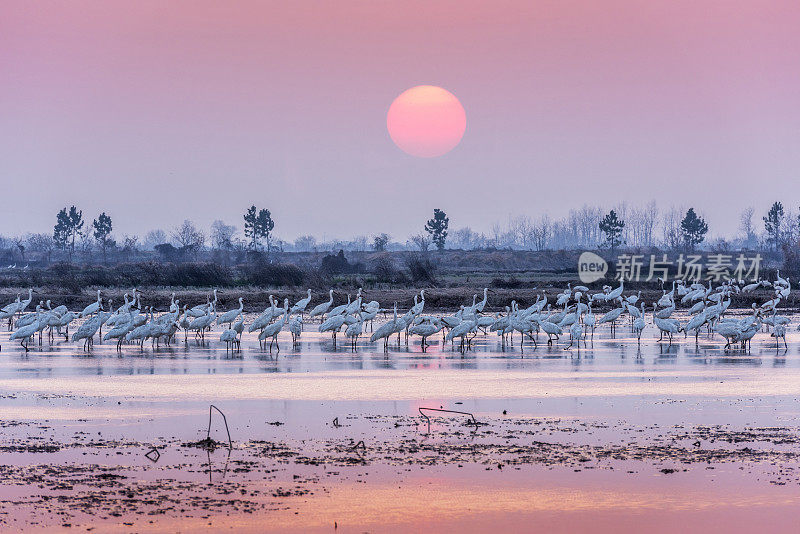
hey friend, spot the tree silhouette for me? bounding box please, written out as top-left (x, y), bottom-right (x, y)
top-left (599, 210), bottom-right (624, 252)
top-left (210, 220), bottom-right (236, 250)
top-left (171, 220), bottom-right (205, 259)
top-left (680, 208), bottom-right (708, 251)
top-left (53, 206), bottom-right (84, 261)
top-left (372, 233), bottom-right (390, 252)
top-left (763, 201), bottom-right (784, 251)
top-left (424, 209), bottom-right (449, 251)
top-left (92, 212), bottom-right (114, 263)
top-left (243, 205), bottom-right (275, 250)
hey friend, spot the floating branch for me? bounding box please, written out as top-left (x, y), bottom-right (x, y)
top-left (207, 404), bottom-right (233, 449)
top-left (349, 440), bottom-right (366, 451)
top-left (419, 407), bottom-right (480, 433)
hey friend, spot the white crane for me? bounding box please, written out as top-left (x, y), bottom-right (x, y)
top-left (370, 304), bottom-right (399, 351)
top-left (103, 311), bottom-right (135, 350)
top-left (10, 309), bottom-right (40, 351)
top-left (187, 289), bottom-right (217, 318)
top-left (409, 318), bottom-right (443, 352)
top-left (309, 290), bottom-right (334, 319)
top-left (328, 295), bottom-right (350, 318)
top-left (345, 316), bottom-right (364, 349)
top-left (290, 289), bottom-right (313, 316)
top-left (319, 309), bottom-right (348, 345)
top-left (446, 318), bottom-right (477, 352)
top-left (79, 290), bottom-right (103, 318)
top-left (539, 319), bottom-right (562, 345)
top-left (654, 306), bottom-right (679, 344)
top-left (410, 290), bottom-right (426, 316)
top-left (565, 322), bottom-right (584, 350)
top-left (249, 296), bottom-right (278, 334)
top-left (260, 299), bottom-right (289, 351)
top-left (474, 288), bottom-right (488, 313)
top-left (72, 312), bottom-right (111, 350)
top-left (187, 306), bottom-right (216, 341)
top-left (288, 315), bottom-right (303, 344)
top-left (217, 297), bottom-right (244, 327)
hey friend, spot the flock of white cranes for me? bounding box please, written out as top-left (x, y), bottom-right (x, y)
top-left (0, 273), bottom-right (794, 354)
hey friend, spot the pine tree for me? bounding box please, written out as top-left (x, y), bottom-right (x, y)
top-left (599, 210), bottom-right (624, 252)
top-left (424, 209), bottom-right (449, 251)
top-left (763, 201), bottom-right (784, 251)
top-left (243, 205), bottom-right (275, 250)
top-left (53, 206), bottom-right (84, 261)
top-left (92, 212), bottom-right (114, 263)
top-left (680, 208), bottom-right (708, 251)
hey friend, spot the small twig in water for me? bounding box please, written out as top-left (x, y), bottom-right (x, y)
top-left (144, 447), bottom-right (161, 462)
top-left (207, 404), bottom-right (233, 449)
top-left (419, 407), bottom-right (481, 434)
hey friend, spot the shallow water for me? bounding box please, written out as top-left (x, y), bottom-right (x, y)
top-left (0, 313), bottom-right (799, 532)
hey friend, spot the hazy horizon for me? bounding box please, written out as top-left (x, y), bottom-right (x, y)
top-left (3, 1), bottom-right (799, 241)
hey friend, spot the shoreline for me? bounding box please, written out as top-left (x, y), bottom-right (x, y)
top-left (0, 286), bottom-right (793, 314)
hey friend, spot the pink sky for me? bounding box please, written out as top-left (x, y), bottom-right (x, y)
top-left (2, 1), bottom-right (799, 241)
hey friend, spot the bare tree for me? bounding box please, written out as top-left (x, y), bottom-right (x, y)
top-left (409, 233), bottom-right (431, 252)
top-left (576, 205), bottom-right (602, 247)
top-left (661, 206), bottom-right (684, 250)
top-left (642, 200), bottom-right (658, 247)
top-left (294, 235), bottom-right (317, 252)
top-left (172, 220), bottom-right (205, 251)
top-left (26, 233), bottom-right (56, 264)
top-left (143, 229), bottom-right (167, 250)
top-left (450, 227), bottom-right (485, 249)
top-left (489, 222), bottom-right (503, 248)
top-left (352, 235), bottom-right (368, 252)
top-left (738, 207), bottom-right (758, 249)
top-left (210, 220), bottom-right (236, 250)
top-left (614, 202), bottom-right (630, 245)
top-left (506, 215), bottom-right (537, 249)
top-left (120, 235), bottom-right (139, 262)
top-left (781, 207), bottom-right (798, 249)
top-left (627, 203), bottom-right (658, 248)
top-left (12, 237), bottom-right (25, 262)
top-left (372, 233), bottom-right (390, 252)
top-left (77, 232), bottom-right (94, 257)
top-left (532, 215), bottom-right (551, 251)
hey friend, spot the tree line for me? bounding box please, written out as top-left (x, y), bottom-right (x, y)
top-left (0, 201), bottom-right (795, 267)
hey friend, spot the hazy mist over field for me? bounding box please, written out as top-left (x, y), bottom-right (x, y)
top-left (3, 1), bottom-right (799, 240)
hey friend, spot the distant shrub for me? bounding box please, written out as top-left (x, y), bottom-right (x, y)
top-left (242, 262), bottom-right (304, 287)
top-left (48, 262), bottom-right (82, 292)
top-left (302, 267), bottom-right (330, 289)
top-left (405, 254), bottom-right (437, 284)
top-left (163, 262), bottom-right (233, 287)
top-left (373, 257), bottom-right (407, 284)
top-left (154, 243), bottom-right (178, 262)
top-left (320, 250), bottom-right (364, 275)
top-left (490, 276), bottom-right (523, 289)
top-left (321, 250), bottom-right (349, 274)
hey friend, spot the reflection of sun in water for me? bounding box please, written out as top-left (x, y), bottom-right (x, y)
top-left (387, 85), bottom-right (466, 158)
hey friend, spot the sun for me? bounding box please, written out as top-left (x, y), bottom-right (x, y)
top-left (387, 85), bottom-right (466, 158)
